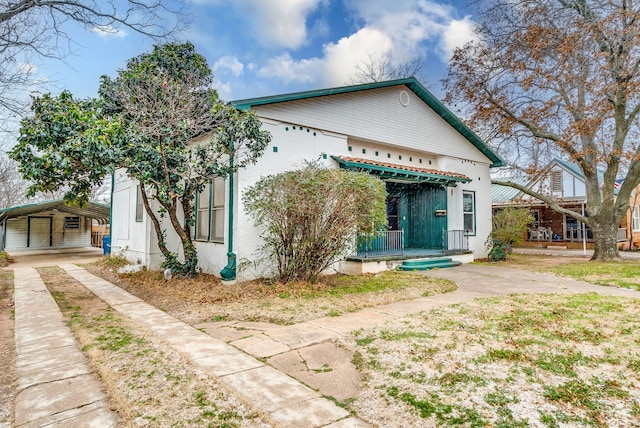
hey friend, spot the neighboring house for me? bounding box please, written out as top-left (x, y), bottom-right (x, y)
top-left (492, 158), bottom-right (636, 249)
top-left (110, 78), bottom-right (504, 280)
top-left (0, 200), bottom-right (110, 252)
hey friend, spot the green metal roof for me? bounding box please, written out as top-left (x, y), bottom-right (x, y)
top-left (233, 78), bottom-right (505, 168)
top-left (333, 156), bottom-right (471, 186)
top-left (491, 176), bottom-right (531, 204)
top-left (0, 199), bottom-right (110, 224)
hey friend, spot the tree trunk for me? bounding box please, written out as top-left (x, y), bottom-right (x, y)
top-left (162, 199), bottom-right (199, 276)
top-left (139, 183), bottom-right (173, 261)
top-left (590, 214), bottom-right (622, 261)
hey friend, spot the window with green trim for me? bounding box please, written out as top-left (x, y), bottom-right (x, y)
top-left (195, 177), bottom-right (225, 243)
top-left (463, 191), bottom-right (476, 235)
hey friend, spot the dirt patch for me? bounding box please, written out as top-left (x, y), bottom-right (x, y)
top-left (39, 267), bottom-right (269, 427)
top-left (0, 270), bottom-right (15, 427)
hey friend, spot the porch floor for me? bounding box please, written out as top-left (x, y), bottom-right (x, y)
top-left (346, 247), bottom-right (472, 262)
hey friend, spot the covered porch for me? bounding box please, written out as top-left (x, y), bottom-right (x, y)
top-left (334, 156), bottom-right (473, 261)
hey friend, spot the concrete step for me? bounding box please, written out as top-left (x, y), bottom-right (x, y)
top-left (398, 260), bottom-right (462, 271)
top-left (401, 257), bottom-right (453, 267)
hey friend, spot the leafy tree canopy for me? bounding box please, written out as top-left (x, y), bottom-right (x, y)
top-left (11, 42), bottom-right (271, 276)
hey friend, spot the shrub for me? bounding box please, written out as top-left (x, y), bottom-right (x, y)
top-left (492, 207), bottom-right (534, 247)
top-left (243, 162), bottom-right (387, 282)
top-left (486, 238), bottom-right (509, 262)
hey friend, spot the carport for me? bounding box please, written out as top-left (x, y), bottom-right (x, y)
top-left (0, 200), bottom-right (110, 251)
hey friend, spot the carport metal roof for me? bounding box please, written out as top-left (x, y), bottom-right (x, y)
top-left (0, 200), bottom-right (110, 224)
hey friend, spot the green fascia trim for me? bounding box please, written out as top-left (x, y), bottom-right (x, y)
top-left (332, 156), bottom-right (471, 186)
top-left (232, 77), bottom-right (505, 168)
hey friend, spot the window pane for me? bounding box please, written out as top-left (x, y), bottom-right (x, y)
top-left (196, 210), bottom-right (209, 240)
top-left (464, 213), bottom-right (474, 233)
top-left (463, 193), bottom-right (474, 213)
top-left (198, 183), bottom-right (210, 209)
top-left (211, 208), bottom-right (224, 241)
top-left (463, 191), bottom-right (475, 234)
top-left (213, 177), bottom-right (225, 207)
top-left (135, 185), bottom-right (143, 222)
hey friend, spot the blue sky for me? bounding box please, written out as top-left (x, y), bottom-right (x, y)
top-left (29, 0), bottom-right (477, 105)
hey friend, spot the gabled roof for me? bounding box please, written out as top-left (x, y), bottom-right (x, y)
top-left (333, 156), bottom-right (471, 186)
top-left (0, 200), bottom-right (110, 224)
top-left (233, 78), bottom-right (504, 168)
top-left (491, 158), bottom-right (624, 205)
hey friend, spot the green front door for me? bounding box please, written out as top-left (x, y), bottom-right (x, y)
top-left (407, 184), bottom-right (447, 248)
top-left (385, 182), bottom-right (447, 249)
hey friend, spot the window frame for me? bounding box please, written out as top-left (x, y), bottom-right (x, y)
top-left (64, 216), bottom-right (80, 229)
top-left (194, 177), bottom-right (225, 244)
top-left (633, 205), bottom-right (640, 232)
top-left (135, 185), bottom-right (144, 222)
top-left (462, 191), bottom-right (476, 236)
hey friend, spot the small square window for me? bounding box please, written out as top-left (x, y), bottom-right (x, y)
top-left (64, 216), bottom-right (80, 229)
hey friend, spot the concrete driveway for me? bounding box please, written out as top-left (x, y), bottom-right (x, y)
top-left (5, 247), bottom-right (105, 268)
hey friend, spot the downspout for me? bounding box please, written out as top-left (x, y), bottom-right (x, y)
top-left (220, 156), bottom-right (236, 281)
top-left (108, 172), bottom-right (114, 254)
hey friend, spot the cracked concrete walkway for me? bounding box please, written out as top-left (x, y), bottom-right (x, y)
top-left (13, 267), bottom-right (117, 427)
top-left (59, 264), bottom-right (361, 428)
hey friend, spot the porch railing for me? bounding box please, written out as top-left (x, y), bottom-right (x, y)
top-left (442, 229), bottom-right (469, 251)
top-left (355, 230), bottom-right (405, 258)
top-left (565, 227), bottom-right (627, 242)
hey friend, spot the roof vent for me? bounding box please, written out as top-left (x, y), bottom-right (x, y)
top-left (399, 90), bottom-right (410, 107)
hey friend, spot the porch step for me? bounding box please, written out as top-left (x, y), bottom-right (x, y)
top-left (398, 258), bottom-right (461, 271)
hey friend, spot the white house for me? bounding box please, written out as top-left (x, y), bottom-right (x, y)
top-left (110, 78), bottom-right (504, 280)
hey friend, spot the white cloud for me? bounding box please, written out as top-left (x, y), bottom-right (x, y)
top-left (235, 0), bottom-right (323, 49)
top-left (259, 53), bottom-right (320, 84)
top-left (213, 56), bottom-right (244, 77)
top-left (255, 1), bottom-right (479, 90)
top-left (258, 27), bottom-right (392, 86)
top-left (90, 25), bottom-right (127, 39)
top-left (439, 16), bottom-right (476, 61)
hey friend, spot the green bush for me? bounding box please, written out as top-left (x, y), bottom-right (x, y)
top-left (243, 162), bottom-right (387, 283)
top-left (486, 239), bottom-right (509, 262)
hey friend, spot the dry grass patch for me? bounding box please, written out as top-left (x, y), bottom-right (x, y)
top-left (344, 293), bottom-right (640, 427)
top-left (0, 269), bottom-right (15, 427)
top-left (39, 266), bottom-right (268, 427)
top-left (85, 257), bottom-right (457, 325)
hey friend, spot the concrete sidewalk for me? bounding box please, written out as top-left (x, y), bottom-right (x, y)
top-left (12, 267), bottom-right (117, 427)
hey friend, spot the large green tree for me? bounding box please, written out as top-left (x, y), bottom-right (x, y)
top-left (445, 0), bottom-right (640, 261)
top-left (11, 42), bottom-right (271, 275)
